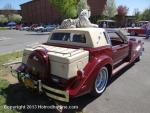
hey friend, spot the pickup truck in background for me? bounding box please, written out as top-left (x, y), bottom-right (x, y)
top-left (13, 28), bottom-right (144, 102)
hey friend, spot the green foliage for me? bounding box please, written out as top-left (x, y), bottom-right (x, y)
top-left (0, 14), bottom-right (22, 24)
top-left (9, 14), bottom-right (22, 23)
top-left (0, 27), bottom-right (9, 30)
top-left (77, 0), bottom-right (90, 15)
top-left (141, 7), bottom-right (150, 21)
top-left (103, 0), bottom-right (117, 19)
top-left (133, 9), bottom-right (141, 21)
top-left (0, 15), bottom-right (8, 24)
top-left (0, 80), bottom-right (9, 89)
top-left (0, 51), bottom-right (22, 77)
top-left (49, 0), bottom-right (77, 18)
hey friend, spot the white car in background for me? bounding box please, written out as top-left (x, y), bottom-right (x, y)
top-left (20, 26), bottom-right (30, 31)
top-left (34, 26), bottom-right (44, 32)
top-left (41, 25), bottom-right (56, 32)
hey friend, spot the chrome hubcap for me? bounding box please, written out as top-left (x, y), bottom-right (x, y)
top-left (95, 67), bottom-right (108, 94)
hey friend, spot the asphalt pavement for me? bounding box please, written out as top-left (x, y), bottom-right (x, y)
top-left (82, 36), bottom-right (150, 113)
top-left (0, 30), bottom-right (49, 54)
top-left (0, 30), bottom-right (150, 113)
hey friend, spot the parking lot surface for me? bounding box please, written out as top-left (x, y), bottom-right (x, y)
top-left (83, 36), bottom-right (150, 113)
top-left (0, 30), bottom-right (49, 54)
top-left (0, 30), bottom-right (150, 113)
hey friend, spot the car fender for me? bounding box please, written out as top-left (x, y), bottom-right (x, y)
top-left (68, 55), bottom-right (113, 97)
top-left (84, 55), bottom-right (113, 91)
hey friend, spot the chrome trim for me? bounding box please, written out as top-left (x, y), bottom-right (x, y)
top-left (11, 70), bottom-right (69, 102)
top-left (42, 84), bottom-right (69, 102)
top-left (38, 80), bottom-right (42, 92)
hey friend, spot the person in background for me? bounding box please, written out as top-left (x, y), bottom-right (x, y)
top-left (103, 22), bottom-right (107, 28)
top-left (132, 23), bottom-right (135, 28)
top-left (146, 21), bottom-right (150, 39)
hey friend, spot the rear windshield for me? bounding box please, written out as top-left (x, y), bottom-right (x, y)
top-left (50, 33), bottom-right (86, 43)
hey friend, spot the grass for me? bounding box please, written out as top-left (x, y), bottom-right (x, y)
top-left (0, 51), bottom-right (23, 77)
top-left (0, 51), bottom-right (84, 113)
top-left (0, 51), bottom-right (22, 113)
top-left (0, 27), bottom-right (9, 30)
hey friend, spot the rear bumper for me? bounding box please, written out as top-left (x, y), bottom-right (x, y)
top-left (11, 70), bottom-right (69, 102)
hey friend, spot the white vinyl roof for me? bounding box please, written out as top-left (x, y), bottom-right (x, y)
top-left (48, 28), bottom-right (108, 48)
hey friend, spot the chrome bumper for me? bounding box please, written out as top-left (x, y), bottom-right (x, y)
top-left (11, 70), bottom-right (69, 102)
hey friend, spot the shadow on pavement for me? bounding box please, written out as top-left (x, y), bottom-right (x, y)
top-left (2, 62), bottom-right (138, 113)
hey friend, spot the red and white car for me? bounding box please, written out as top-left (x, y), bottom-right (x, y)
top-left (128, 21), bottom-right (148, 36)
top-left (128, 27), bottom-right (146, 36)
top-left (12, 28), bottom-right (144, 102)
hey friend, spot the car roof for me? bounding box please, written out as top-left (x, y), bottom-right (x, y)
top-left (49, 28), bottom-right (108, 48)
top-left (54, 28), bottom-right (105, 32)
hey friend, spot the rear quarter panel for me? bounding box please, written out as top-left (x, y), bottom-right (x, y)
top-left (70, 46), bottom-right (113, 96)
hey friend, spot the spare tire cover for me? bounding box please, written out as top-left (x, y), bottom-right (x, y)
top-left (26, 49), bottom-right (50, 81)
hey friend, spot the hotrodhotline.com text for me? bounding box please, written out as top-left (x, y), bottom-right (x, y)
top-left (2, 105), bottom-right (78, 110)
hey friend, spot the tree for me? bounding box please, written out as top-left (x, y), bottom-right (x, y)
top-left (117, 5), bottom-right (128, 16)
top-left (0, 15), bottom-right (8, 24)
top-left (116, 5), bottom-right (129, 27)
top-left (133, 8), bottom-right (141, 20)
top-left (2, 3), bottom-right (13, 18)
top-left (77, 0), bottom-right (90, 15)
top-left (9, 14), bottom-right (22, 23)
top-left (103, 0), bottom-right (117, 19)
top-left (49, 0), bottom-right (77, 18)
top-left (141, 7), bottom-right (150, 21)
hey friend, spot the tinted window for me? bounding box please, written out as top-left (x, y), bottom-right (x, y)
top-left (51, 33), bottom-right (70, 41)
top-left (72, 34), bottom-right (86, 43)
top-left (50, 33), bottom-right (86, 43)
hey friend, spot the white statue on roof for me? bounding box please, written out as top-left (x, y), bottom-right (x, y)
top-left (60, 9), bottom-right (98, 29)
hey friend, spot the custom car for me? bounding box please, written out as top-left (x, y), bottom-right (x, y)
top-left (128, 27), bottom-right (146, 36)
top-left (12, 28), bottom-right (144, 102)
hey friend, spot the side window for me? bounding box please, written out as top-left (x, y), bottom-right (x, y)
top-left (71, 34), bottom-right (86, 43)
top-left (103, 32), bottom-right (111, 45)
top-left (108, 32), bottom-right (124, 46)
top-left (51, 33), bottom-right (70, 41)
top-left (49, 33), bottom-right (86, 44)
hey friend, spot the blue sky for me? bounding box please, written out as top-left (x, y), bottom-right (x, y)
top-left (116, 0), bottom-right (150, 15)
top-left (0, 0), bottom-right (149, 15)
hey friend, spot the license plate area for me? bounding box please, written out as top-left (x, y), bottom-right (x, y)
top-left (24, 78), bottom-right (34, 88)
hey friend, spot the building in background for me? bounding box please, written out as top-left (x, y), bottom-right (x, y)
top-left (0, 9), bottom-right (21, 15)
top-left (21, 0), bottom-right (107, 24)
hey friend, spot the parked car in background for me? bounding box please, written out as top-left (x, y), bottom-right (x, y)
top-left (16, 24), bottom-right (23, 30)
top-left (128, 27), bottom-right (146, 36)
top-left (98, 20), bottom-right (116, 28)
top-left (41, 25), bottom-right (57, 32)
top-left (28, 24), bottom-right (38, 31)
top-left (34, 25), bottom-right (45, 32)
top-left (20, 26), bottom-right (30, 31)
top-left (12, 28), bottom-right (144, 103)
top-left (128, 21), bottom-right (148, 36)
